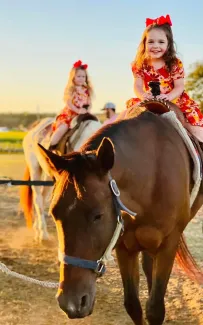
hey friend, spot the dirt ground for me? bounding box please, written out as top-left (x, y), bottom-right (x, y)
top-left (0, 154), bottom-right (203, 325)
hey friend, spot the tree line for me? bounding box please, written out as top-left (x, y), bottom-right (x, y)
top-left (0, 112), bottom-right (105, 129)
top-left (185, 61), bottom-right (203, 111)
top-left (0, 113), bottom-right (55, 129)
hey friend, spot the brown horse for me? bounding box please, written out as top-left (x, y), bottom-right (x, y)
top-left (37, 102), bottom-right (203, 325)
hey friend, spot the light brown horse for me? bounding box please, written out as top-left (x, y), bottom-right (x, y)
top-left (20, 115), bottom-right (102, 242)
top-left (37, 102), bottom-right (203, 325)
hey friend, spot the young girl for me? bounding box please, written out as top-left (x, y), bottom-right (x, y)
top-left (49, 60), bottom-right (93, 149)
top-left (126, 14), bottom-right (203, 142)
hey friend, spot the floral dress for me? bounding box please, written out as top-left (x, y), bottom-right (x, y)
top-left (126, 58), bottom-right (203, 127)
top-left (52, 86), bottom-right (90, 131)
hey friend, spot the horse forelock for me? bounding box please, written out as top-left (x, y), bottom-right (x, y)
top-left (51, 151), bottom-right (98, 206)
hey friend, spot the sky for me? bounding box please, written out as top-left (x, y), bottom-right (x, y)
top-left (0, 0), bottom-right (203, 115)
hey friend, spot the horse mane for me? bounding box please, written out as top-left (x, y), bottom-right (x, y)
top-left (62, 151), bottom-right (96, 173)
top-left (28, 119), bottom-right (41, 130)
top-left (56, 151), bottom-right (97, 193)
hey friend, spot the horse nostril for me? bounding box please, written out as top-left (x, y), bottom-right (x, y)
top-left (81, 294), bottom-right (88, 308)
top-left (57, 292), bottom-right (91, 318)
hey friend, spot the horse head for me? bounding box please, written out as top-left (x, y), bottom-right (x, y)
top-left (37, 138), bottom-right (117, 318)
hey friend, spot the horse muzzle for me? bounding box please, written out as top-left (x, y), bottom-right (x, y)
top-left (57, 289), bottom-right (95, 319)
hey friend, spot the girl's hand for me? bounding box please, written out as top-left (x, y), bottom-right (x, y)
top-left (79, 108), bottom-right (87, 114)
top-left (156, 94), bottom-right (170, 100)
top-left (141, 93), bottom-right (153, 100)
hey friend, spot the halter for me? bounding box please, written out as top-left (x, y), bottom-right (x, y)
top-left (58, 173), bottom-right (137, 277)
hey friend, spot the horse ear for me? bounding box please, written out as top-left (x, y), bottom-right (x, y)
top-left (37, 144), bottom-right (68, 180)
top-left (96, 137), bottom-right (115, 173)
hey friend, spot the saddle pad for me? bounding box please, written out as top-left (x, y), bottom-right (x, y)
top-left (162, 111), bottom-right (202, 207)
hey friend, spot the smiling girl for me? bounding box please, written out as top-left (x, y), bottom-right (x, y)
top-left (126, 15), bottom-right (203, 141)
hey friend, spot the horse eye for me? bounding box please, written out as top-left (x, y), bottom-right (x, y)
top-left (93, 214), bottom-right (102, 222)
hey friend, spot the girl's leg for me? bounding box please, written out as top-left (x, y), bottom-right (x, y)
top-left (50, 123), bottom-right (69, 146)
top-left (185, 124), bottom-right (203, 142)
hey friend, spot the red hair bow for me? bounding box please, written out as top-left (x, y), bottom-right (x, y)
top-left (73, 60), bottom-right (88, 70)
top-left (146, 14), bottom-right (172, 27)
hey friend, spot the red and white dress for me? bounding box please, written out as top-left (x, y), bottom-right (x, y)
top-left (126, 58), bottom-right (203, 127)
top-left (53, 86), bottom-right (90, 131)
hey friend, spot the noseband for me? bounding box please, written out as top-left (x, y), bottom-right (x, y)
top-left (58, 173), bottom-right (137, 277)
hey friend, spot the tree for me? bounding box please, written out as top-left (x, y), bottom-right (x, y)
top-left (185, 62), bottom-right (203, 105)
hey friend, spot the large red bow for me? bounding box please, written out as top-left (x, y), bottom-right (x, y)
top-left (146, 14), bottom-right (172, 27)
top-left (73, 60), bottom-right (88, 70)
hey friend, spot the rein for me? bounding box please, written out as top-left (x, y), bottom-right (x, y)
top-left (58, 173), bottom-right (137, 277)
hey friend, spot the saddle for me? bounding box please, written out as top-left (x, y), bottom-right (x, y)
top-left (55, 113), bottom-right (99, 155)
top-left (126, 98), bottom-right (171, 119)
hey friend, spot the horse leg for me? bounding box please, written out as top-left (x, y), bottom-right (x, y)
top-left (41, 174), bottom-right (53, 212)
top-left (30, 167), bottom-right (49, 242)
top-left (141, 252), bottom-right (153, 294)
top-left (146, 231), bottom-right (180, 325)
top-left (116, 243), bottom-right (144, 325)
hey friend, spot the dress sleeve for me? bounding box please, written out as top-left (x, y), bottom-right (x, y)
top-left (171, 59), bottom-right (184, 80)
top-left (131, 63), bottom-right (144, 78)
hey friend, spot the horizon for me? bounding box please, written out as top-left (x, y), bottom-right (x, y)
top-left (1, 0), bottom-right (203, 115)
